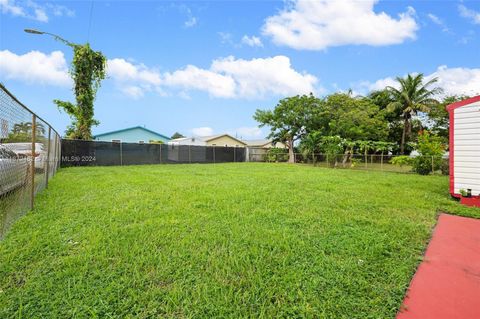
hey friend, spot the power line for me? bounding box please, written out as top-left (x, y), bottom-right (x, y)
top-left (87, 0), bottom-right (95, 42)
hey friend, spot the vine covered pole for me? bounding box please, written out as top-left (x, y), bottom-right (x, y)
top-left (25, 29), bottom-right (107, 141)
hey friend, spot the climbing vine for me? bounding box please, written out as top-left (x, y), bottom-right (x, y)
top-left (54, 43), bottom-right (106, 140)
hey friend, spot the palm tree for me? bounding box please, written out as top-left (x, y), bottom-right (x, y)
top-left (387, 74), bottom-right (442, 154)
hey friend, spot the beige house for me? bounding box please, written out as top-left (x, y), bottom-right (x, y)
top-left (168, 134), bottom-right (247, 147)
top-left (203, 134), bottom-right (247, 147)
top-left (243, 139), bottom-right (287, 149)
top-left (244, 139), bottom-right (288, 162)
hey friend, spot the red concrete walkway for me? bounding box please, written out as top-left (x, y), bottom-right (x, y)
top-left (397, 213), bottom-right (480, 319)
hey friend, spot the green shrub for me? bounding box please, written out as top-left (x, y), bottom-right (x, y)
top-left (440, 158), bottom-right (449, 175)
top-left (350, 158), bottom-right (361, 168)
top-left (264, 148), bottom-right (288, 162)
top-left (411, 131), bottom-right (445, 175)
top-left (390, 156), bottom-right (413, 167)
top-left (413, 156), bottom-right (434, 175)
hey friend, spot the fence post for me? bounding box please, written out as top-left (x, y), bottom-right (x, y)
top-left (159, 144), bottom-right (162, 163)
top-left (45, 127), bottom-right (51, 188)
top-left (30, 115), bottom-right (36, 210)
top-left (213, 146), bottom-right (216, 164)
top-left (381, 153), bottom-right (384, 171)
top-left (53, 134), bottom-right (58, 172)
top-left (432, 156), bottom-right (435, 174)
top-left (233, 147), bottom-right (236, 163)
top-left (119, 142), bottom-right (123, 166)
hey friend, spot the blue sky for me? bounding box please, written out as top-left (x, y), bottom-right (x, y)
top-left (1, 0), bottom-right (479, 139)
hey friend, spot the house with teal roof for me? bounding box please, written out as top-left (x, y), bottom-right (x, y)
top-left (93, 126), bottom-right (170, 144)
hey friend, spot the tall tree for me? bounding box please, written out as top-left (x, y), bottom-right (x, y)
top-left (320, 93), bottom-right (389, 142)
top-left (254, 94), bottom-right (320, 163)
top-left (387, 74), bottom-right (441, 154)
top-left (171, 132), bottom-right (185, 139)
top-left (6, 122), bottom-right (46, 143)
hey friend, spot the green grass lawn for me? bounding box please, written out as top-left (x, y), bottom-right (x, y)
top-left (1, 163), bottom-right (478, 318)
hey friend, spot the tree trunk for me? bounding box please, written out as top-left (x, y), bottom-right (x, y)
top-left (288, 138), bottom-right (295, 163)
top-left (407, 115), bottom-right (412, 138)
top-left (342, 148), bottom-right (351, 168)
top-left (364, 148), bottom-right (367, 169)
top-left (400, 117), bottom-right (408, 155)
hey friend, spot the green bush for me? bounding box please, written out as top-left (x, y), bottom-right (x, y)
top-left (264, 148), bottom-right (288, 162)
top-left (440, 158), bottom-right (449, 175)
top-left (413, 156), bottom-right (434, 175)
top-left (411, 131), bottom-right (445, 175)
top-left (350, 158), bottom-right (361, 168)
top-left (390, 156), bottom-right (413, 167)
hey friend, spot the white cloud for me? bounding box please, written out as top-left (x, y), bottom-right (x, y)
top-left (121, 86), bottom-right (144, 99)
top-left (230, 126), bottom-right (263, 139)
top-left (178, 4), bottom-right (198, 28)
top-left (0, 0), bottom-right (74, 22)
top-left (184, 16), bottom-right (197, 28)
top-left (262, 0), bottom-right (418, 50)
top-left (427, 13), bottom-right (449, 33)
top-left (459, 4), bottom-right (480, 25)
top-left (218, 32), bottom-right (233, 45)
top-left (107, 58), bottom-right (161, 86)
top-left (33, 7), bottom-right (47, 22)
top-left (361, 77), bottom-right (399, 92)
top-left (427, 66), bottom-right (480, 97)
top-left (191, 127), bottom-right (214, 136)
top-left (210, 55), bottom-right (317, 98)
top-left (4, 50), bottom-right (317, 100)
top-left (242, 35), bottom-right (263, 47)
top-left (427, 13), bottom-right (442, 25)
top-left (360, 66), bottom-right (480, 97)
top-left (47, 3), bottom-right (75, 17)
top-left (107, 55), bottom-right (318, 99)
top-left (0, 0), bottom-right (26, 17)
top-left (162, 65), bottom-right (236, 98)
top-left (0, 50), bottom-right (71, 86)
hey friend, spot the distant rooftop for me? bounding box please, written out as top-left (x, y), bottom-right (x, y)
top-left (94, 126), bottom-right (170, 140)
top-left (243, 139), bottom-right (272, 146)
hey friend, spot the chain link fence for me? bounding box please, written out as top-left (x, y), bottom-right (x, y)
top-left (248, 148), bottom-right (449, 175)
top-left (0, 84), bottom-right (61, 239)
top-left (61, 139), bottom-right (246, 167)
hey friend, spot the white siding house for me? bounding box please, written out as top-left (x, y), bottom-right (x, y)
top-left (168, 137), bottom-right (206, 146)
top-left (447, 96), bottom-right (480, 206)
